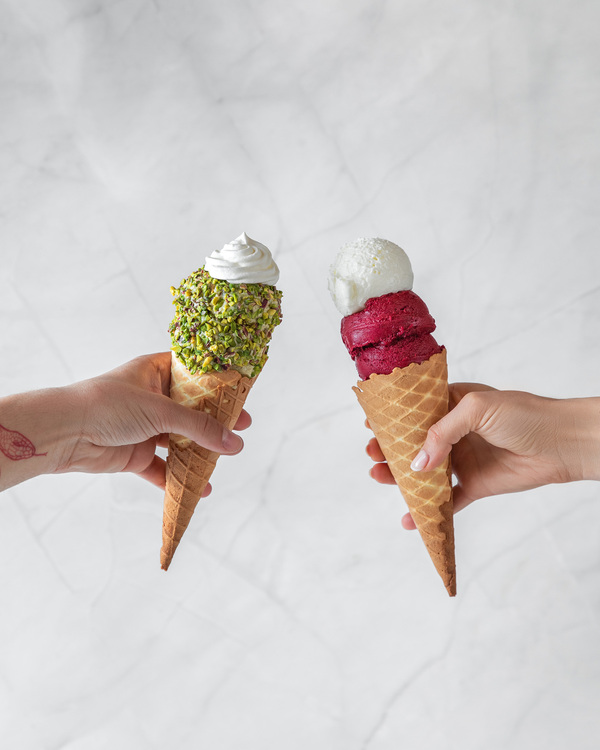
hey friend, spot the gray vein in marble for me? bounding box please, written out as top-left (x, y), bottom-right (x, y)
top-left (36, 478), bottom-right (96, 537)
top-left (456, 284), bottom-right (600, 364)
top-left (224, 404), bottom-right (355, 558)
top-left (13, 143), bottom-right (90, 186)
top-left (173, 617), bottom-right (342, 749)
top-left (360, 633), bottom-right (456, 750)
top-left (156, 573), bottom-right (257, 650)
top-left (459, 531), bottom-right (543, 599)
top-left (538, 510), bottom-right (600, 630)
top-left (176, 36), bottom-right (285, 233)
top-left (104, 223), bottom-right (164, 331)
top-left (505, 690), bottom-right (545, 747)
top-left (177, 637), bottom-right (268, 728)
top-left (191, 535), bottom-right (346, 696)
top-left (113, 0), bottom-right (150, 40)
top-left (295, 88), bottom-right (365, 211)
top-left (13, 286), bottom-right (75, 381)
top-left (9, 489), bottom-right (76, 594)
top-left (198, 536), bottom-right (333, 650)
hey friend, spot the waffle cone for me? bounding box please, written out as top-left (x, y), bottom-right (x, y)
top-left (353, 349), bottom-right (456, 596)
top-left (161, 352), bottom-right (255, 570)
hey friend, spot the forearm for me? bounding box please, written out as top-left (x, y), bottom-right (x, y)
top-left (0, 387), bottom-right (81, 491)
top-left (557, 397), bottom-right (600, 482)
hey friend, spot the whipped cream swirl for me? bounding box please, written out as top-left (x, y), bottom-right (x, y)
top-left (205, 232), bottom-right (280, 285)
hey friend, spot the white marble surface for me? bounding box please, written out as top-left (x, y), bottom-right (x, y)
top-left (1, 0), bottom-right (600, 747)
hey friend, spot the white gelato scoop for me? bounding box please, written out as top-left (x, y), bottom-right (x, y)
top-left (328, 237), bottom-right (414, 316)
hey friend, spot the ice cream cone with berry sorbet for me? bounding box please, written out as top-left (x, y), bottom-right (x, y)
top-left (329, 238), bottom-right (455, 596)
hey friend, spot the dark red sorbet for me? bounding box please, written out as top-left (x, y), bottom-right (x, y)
top-left (341, 290), bottom-right (443, 379)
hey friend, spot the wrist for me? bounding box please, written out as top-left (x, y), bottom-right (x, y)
top-left (580, 397), bottom-right (600, 481)
top-left (557, 397), bottom-right (600, 482)
top-left (0, 386), bottom-right (82, 490)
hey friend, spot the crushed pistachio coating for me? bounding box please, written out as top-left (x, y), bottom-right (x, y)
top-left (169, 267), bottom-right (283, 377)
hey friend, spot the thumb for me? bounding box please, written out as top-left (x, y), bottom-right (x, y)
top-left (411, 390), bottom-right (490, 472)
top-left (158, 397), bottom-right (244, 455)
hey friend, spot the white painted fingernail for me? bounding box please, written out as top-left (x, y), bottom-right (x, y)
top-left (411, 449), bottom-right (429, 472)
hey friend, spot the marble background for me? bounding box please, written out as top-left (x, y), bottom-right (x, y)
top-left (1, 0), bottom-right (600, 747)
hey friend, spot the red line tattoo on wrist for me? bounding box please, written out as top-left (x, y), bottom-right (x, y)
top-left (0, 423), bottom-right (47, 464)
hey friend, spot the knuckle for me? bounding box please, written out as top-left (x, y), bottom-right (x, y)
top-left (460, 390), bottom-right (497, 432)
top-left (427, 421), bottom-right (444, 444)
top-left (461, 390), bottom-right (488, 416)
top-left (194, 409), bottom-right (222, 442)
top-left (150, 396), bottom-right (173, 433)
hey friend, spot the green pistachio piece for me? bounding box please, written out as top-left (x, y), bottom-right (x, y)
top-left (168, 267), bottom-right (283, 376)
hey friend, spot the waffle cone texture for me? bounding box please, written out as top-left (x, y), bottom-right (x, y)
top-left (161, 352), bottom-right (255, 570)
top-left (353, 349), bottom-right (456, 596)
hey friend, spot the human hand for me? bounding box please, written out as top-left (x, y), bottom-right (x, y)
top-left (0, 353), bottom-right (251, 492)
top-left (367, 384), bottom-right (600, 529)
top-left (58, 352), bottom-right (251, 490)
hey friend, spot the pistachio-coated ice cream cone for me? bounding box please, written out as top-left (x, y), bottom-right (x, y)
top-left (161, 234), bottom-right (282, 569)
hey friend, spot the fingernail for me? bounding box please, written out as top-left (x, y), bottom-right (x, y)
top-left (410, 449), bottom-right (429, 472)
top-left (223, 431), bottom-right (243, 453)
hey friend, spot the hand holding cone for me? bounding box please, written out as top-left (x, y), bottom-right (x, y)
top-left (329, 237), bottom-right (456, 596)
top-left (161, 233), bottom-right (282, 570)
top-left (354, 349), bottom-right (456, 595)
top-left (161, 354), bottom-right (255, 570)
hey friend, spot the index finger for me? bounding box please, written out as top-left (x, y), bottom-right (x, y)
top-left (366, 436), bottom-right (386, 463)
top-left (448, 382), bottom-right (496, 408)
top-left (233, 409), bottom-right (252, 431)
